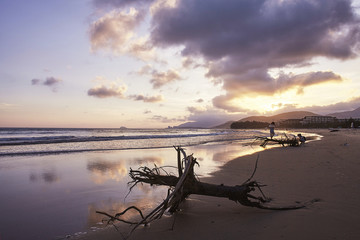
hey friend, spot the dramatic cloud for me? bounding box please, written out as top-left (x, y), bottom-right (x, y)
top-left (135, 65), bottom-right (182, 88)
top-left (128, 94), bottom-right (164, 102)
top-left (152, 0), bottom-right (359, 62)
top-left (149, 0), bottom-right (360, 110)
top-left (87, 84), bottom-right (127, 98)
top-left (93, 0), bottom-right (156, 9)
top-left (150, 69), bottom-right (182, 88)
top-left (212, 94), bottom-right (246, 113)
top-left (225, 70), bottom-right (342, 95)
top-left (31, 77), bottom-right (62, 92)
top-left (213, 70), bottom-right (343, 112)
top-left (272, 95), bottom-right (360, 115)
top-left (89, 8), bottom-right (145, 55)
top-left (89, 0), bottom-right (360, 115)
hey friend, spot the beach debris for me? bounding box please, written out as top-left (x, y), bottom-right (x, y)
top-left (255, 133), bottom-right (300, 147)
top-left (97, 147), bottom-right (312, 238)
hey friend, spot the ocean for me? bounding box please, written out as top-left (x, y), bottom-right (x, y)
top-left (0, 128), bottom-right (269, 156)
top-left (0, 128), bottom-right (281, 240)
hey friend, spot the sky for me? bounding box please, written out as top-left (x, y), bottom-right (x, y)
top-left (1, 0), bottom-right (360, 128)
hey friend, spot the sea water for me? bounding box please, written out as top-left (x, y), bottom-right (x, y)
top-left (0, 128), bottom-right (271, 240)
top-left (0, 128), bottom-right (268, 156)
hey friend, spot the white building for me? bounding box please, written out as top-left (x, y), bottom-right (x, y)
top-left (302, 116), bottom-right (336, 125)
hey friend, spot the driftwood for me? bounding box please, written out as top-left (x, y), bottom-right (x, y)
top-left (97, 146), bottom-right (316, 237)
top-left (256, 134), bottom-right (299, 147)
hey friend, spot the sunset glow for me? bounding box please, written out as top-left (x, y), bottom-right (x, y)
top-left (1, 0), bottom-right (360, 128)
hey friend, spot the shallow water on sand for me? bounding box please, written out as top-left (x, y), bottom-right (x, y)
top-left (0, 141), bottom-right (266, 240)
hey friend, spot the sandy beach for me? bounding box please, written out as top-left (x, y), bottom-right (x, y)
top-left (79, 129), bottom-right (360, 240)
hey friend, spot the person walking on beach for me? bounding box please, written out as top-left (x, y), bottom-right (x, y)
top-left (269, 122), bottom-right (275, 139)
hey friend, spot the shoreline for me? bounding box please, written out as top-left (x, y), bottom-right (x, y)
top-left (78, 128), bottom-right (360, 240)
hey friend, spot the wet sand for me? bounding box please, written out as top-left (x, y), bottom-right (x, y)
top-left (80, 129), bottom-right (360, 240)
top-left (0, 139), bottom-right (265, 240)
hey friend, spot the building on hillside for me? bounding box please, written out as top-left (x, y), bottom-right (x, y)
top-left (279, 118), bottom-right (302, 126)
top-left (277, 115), bottom-right (360, 128)
top-left (302, 116), bottom-right (336, 125)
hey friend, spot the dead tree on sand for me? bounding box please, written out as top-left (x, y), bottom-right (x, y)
top-left (97, 147), bottom-right (317, 236)
top-left (256, 134), bottom-right (299, 147)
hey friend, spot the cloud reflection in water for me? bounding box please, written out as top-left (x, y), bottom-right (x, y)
top-left (29, 170), bottom-right (60, 183)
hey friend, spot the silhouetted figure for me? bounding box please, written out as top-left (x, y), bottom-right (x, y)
top-left (269, 122), bottom-right (275, 139)
top-left (298, 134), bottom-right (306, 144)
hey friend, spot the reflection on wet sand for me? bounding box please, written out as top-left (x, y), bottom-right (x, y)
top-left (132, 156), bottom-right (164, 165)
top-left (87, 160), bottom-right (128, 184)
top-left (83, 142), bottom-right (266, 234)
top-left (86, 156), bottom-right (164, 184)
top-left (0, 141), bottom-right (268, 239)
top-left (185, 142), bottom-right (265, 177)
top-left (29, 169), bottom-right (59, 183)
top-left (86, 185), bottom-right (168, 230)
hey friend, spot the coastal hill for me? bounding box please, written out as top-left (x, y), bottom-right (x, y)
top-left (327, 107), bottom-right (360, 118)
top-left (176, 107), bottom-right (360, 129)
top-left (213, 111), bottom-right (318, 129)
top-left (239, 111), bottom-right (318, 123)
top-left (212, 121), bottom-right (234, 129)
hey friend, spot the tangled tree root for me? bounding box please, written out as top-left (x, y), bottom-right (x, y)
top-left (97, 146), bottom-right (317, 238)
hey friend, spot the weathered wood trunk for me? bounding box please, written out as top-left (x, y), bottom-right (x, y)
top-left (97, 147), bottom-right (315, 237)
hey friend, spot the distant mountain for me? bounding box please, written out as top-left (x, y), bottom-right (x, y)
top-left (175, 121), bottom-right (217, 128)
top-left (239, 111), bottom-right (318, 123)
top-left (175, 122), bottom-right (204, 128)
top-left (212, 111), bottom-right (318, 129)
top-left (177, 108), bottom-right (360, 129)
top-left (175, 118), bottom-right (233, 128)
top-left (327, 107), bottom-right (360, 118)
top-left (212, 121), bottom-right (235, 129)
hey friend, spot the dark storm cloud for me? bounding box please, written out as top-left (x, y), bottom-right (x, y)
top-left (152, 0), bottom-right (359, 63)
top-left (89, 0), bottom-right (360, 113)
top-left (150, 0), bottom-right (360, 110)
